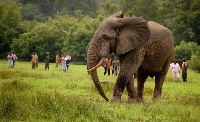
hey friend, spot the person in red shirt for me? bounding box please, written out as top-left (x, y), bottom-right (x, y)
top-left (104, 55), bottom-right (112, 76)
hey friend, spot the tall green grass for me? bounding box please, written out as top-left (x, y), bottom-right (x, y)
top-left (0, 60), bottom-right (200, 121)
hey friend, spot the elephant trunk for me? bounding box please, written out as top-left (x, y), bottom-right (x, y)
top-left (87, 50), bottom-right (109, 101)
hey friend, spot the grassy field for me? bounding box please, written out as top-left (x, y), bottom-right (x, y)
top-left (0, 60), bottom-right (200, 122)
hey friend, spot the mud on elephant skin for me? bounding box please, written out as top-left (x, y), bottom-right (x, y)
top-left (87, 11), bottom-right (174, 102)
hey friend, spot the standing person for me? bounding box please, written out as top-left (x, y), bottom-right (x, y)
top-left (11, 52), bottom-right (17, 67)
top-left (7, 52), bottom-right (13, 68)
top-left (45, 52), bottom-right (50, 70)
top-left (104, 55), bottom-right (112, 76)
top-left (66, 53), bottom-right (71, 70)
top-left (55, 54), bottom-right (60, 68)
top-left (62, 54), bottom-right (67, 72)
top-left (182, 58), bottom-right (189, 82)
top-left (31, 52), bottom-right (36, 69)
top-left (102, 59), bottom-right (107, 75)
top-left (59, 56), bottom-right (62, 66)
top-left (35, 53), bottom-right (39, 68)
top-left (169, 59), bottom-right (181, 81)
top-left (112, 56), bottom-right (120, 76)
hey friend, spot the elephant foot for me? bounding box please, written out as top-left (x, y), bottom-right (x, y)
top-left (127, 97), bottom-right (143, 103)
top-left (110, 96), bottom-right (121, 103)
top-left (152, 96), bottom-right (160, 102)
top-left (127, 97), bottom-right (138, 103)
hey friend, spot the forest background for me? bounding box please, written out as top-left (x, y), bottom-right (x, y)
top-left (0, 0), bottom-right (200, 72)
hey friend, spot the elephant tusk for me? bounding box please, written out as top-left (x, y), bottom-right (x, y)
top-left (88, 61), bottom-right (103, 71)
top-left (88, 57), bottom-right (106, 71)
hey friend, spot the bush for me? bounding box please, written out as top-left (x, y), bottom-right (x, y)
top-left (174, 41), bottom-right (200, 63)
top-left (189, 55), bottom-right (200, 73)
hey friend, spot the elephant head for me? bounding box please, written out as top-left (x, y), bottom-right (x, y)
top-left (87, 11), bottom-right (150, 101)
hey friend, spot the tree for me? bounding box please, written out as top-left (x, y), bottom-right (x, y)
top-left (158, 0), bottom-right (200, 45)
top-left (0, 2), bottom-right (22, 58)
top-left (18, 0), bottom-right (99, 20)
top-left (61, 11), bottom-right (97, 61)
top-left (97, 0), bottom-right (120, 20)
top-left (119, 0), bottom-right (159, 20)
top-left (11, 12), bottom-right (96, 62)
top-left (11, 17), bottom-right (66, 61)
top-left (21, 3), bottom-right (47, 21)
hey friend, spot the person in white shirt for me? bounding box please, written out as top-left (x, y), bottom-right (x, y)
top-left (62, 54), bottom-right (67, 72)
top-left (7, 52), bottom-right (13, 68)
top-left (169, 59), bottom-right (180, 81)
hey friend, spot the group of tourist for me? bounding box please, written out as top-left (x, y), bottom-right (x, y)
top-left (102, 55), bottom-right (120, 76)
top-left (34, 52), bottom-right (71, 72)
top-left (7, 51), bottom-right (189, 81)
top-left (31, 52), bottom-right (71, 72)
top-left (7, 51), bottom-right (18, 68)
top-left (102, 56), bottom-right (189, 82)
top-left (55, 53), bottom-right (71, 72)
top-left (7, 51), bottom-right (71, 72)
top-left (169, 58), bottom-right (189, 82)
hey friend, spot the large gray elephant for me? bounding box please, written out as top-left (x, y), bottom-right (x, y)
top-left (87, 11), bottom-right (174, 102)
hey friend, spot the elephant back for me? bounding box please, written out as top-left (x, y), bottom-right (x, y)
top-left (141, 21), bottom-right (174, 73)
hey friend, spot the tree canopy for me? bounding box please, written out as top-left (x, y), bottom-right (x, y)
top-left (0, 0), bottom-right (200, 62)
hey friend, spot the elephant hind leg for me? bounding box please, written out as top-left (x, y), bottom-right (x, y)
top-left (136, 71), bottom-right (148, 102)
top-left (153, 73), bottom-right (166, 101)
top-left (153, 59), bottom-right (170, 101)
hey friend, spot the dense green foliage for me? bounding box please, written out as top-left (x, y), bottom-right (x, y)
top-left (0, 0), bottom-right (200, 66)
top-left (11, 12), bottom-right (97, 61)
top-left (174, 41), bottom-right (200, 72)
top-left (0, 2), bottom-right (22, 58)
top-left (0, 61), bottom-right (200, 121)
top-left (174, 41), bottom-right (200, 62)
top-left (189, 55), bottom-right (200, 73)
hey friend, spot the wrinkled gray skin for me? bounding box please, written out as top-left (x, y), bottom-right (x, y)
top-left (87, 11), bottom-right (174, 102)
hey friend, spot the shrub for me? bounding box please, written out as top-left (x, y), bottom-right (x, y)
top-left (174, 41), bottom-right (200, 63)
top-left (189, 55), bottom-right (200, 73)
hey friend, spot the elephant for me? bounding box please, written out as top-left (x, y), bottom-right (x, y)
top-left (87, 11), bottom-right (174, 102)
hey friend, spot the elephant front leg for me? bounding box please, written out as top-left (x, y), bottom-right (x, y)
top-left (111, 74), bottom-right (127, 102)
top-left (126, 77), bottom-right (138, 103)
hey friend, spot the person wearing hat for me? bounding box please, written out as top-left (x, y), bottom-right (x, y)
top-left (182, 58), bottom-right (189, 82)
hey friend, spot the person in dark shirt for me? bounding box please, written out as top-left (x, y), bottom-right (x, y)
top-left (45, 52), bottom-right (50, 70)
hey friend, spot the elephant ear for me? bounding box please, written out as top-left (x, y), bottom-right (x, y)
top-left (116, 17), bottom-right (150, 55)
